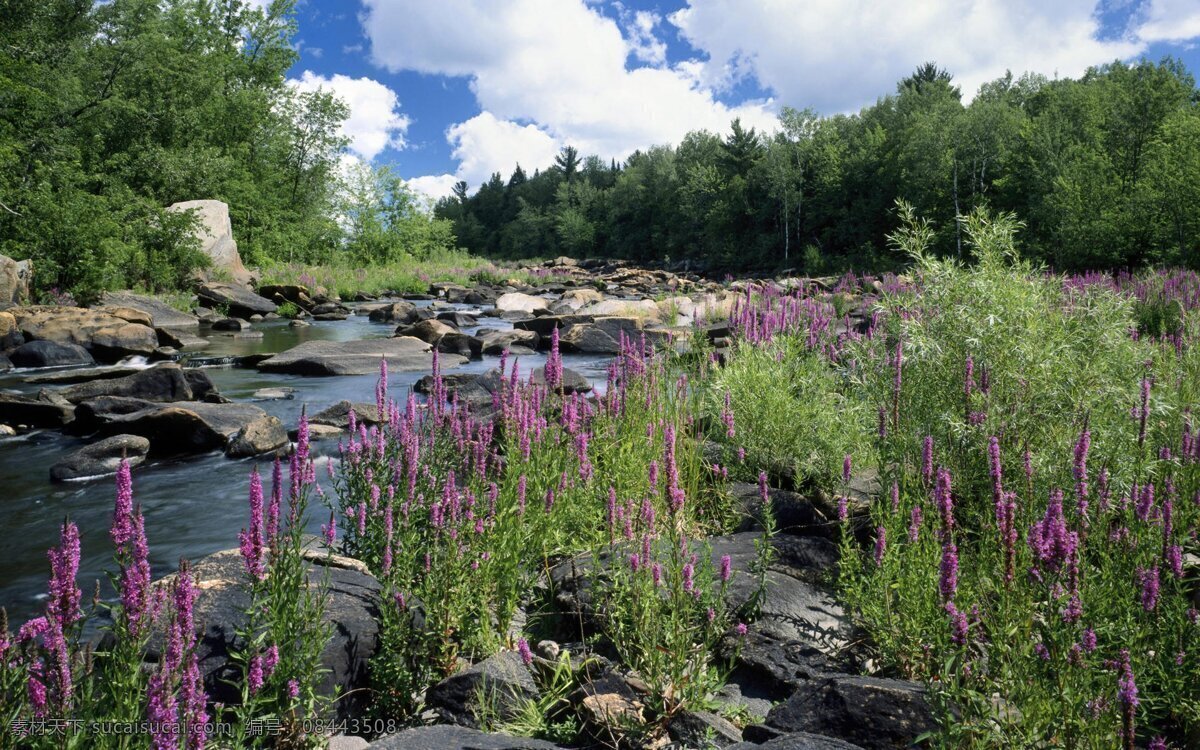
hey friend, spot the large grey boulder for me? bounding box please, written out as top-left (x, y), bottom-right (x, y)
top-left (478, 328), bottom-right (538, 355)
top-left (50, 434), bottom-right (150, 481)
top-left (0, 393), bottom-right (75, 427)
top-left (494, 292), bottom-right (549, 315)
top-left (91, 401), bottom-right (287, 457)
top-left (367, 726), bottom-right (567, 749)
top-left (558, 317), bottom-right (647, 354)
top-left (9, 306), bottom-right (158, 360)
top-left (195, 282), bottom-right (277, 318)
top-left (0, 254), bottom-right (33, 308)
top-left (425, 650), bottom-right (540, 729)
top-left (9, 340), bottom-right (95, 368)
top-left (765, 676), bottom-right (941, 750)
top-left (167, 199), bottom-right (255, 286)
top-left (99, 291), bottom-right (200, 329)
top-left (151, 548), bottom-right (381, 722)
top-left (256, 337), bottom-right (466, 376)
top-left (53, 363), bottom-right (196, 404)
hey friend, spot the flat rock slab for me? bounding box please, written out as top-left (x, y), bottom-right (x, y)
top-left (53, 364), bottom-right (196, 404)
top-left (366, 726), bottom-right (567, 750)
top-left (93, 401), bottom-right (287, 457)
top-left (9, 306), bottom-right (158, 359)
top-left (257, 337), bottom-right (466, 376)
top-left (100, 291), bottom-right (200, 328)
top-left (196, 282), bottom-right (277, 318)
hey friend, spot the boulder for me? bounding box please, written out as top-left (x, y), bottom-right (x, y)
top-left (726, 733), bottom-right (866, 750)
top-left (0, 393), bottom-right (75, 427)
top-left (152, 548), bottom-right (380, 722)
top-left (765, 676), bottom-right (941, 750)
top-left (366, 726), bottom-right (566, 750)
top-left (558, 317), bottom-right (646, 355)
top-left (576, 298), bottom-right (660, 320)
top-left (54, 364), bottom-right (195, 404)
top-left (155, 328), bottom-right (210, 351)
top-left (436, 311), bottom-right (479, 328)
top-left (529, 366), bottom-right (591, 395)
top-left (195, 282), bottom-right (277, 318)
top-left (9, 340), bottom-right (95, 368)
top-left (731, 482), bottom-right (838, 539)
top-left (414, 370), bottom-right (504, 414)
top-left (101, 292), bottom-right (200, 329)
top-left (93, 305), bottom-right (153, 327)
top-left (257, 284), bottom-right (316, 311)
top-left (0, 254), bottom-right (33, 307)
top-left (50, 434), bottom-right (150, 481)
top-left (494, 292), bottom-right (550, 315)
top-left (167, 200), bottom-right (254, 286)
top-left (9, 306), bottom-right (158, 360)
top-left (425, 650), bottom-right (539, 729)
top-left (556, 288), bottom-right (604, 310)
top-left (478, 329), bottom-right (539, 355)
top-left (211, 317), bottom-right (249, 332)
top-left (366, 300), bottom-right (418, 324)
top-left (569, 671), bottom-right (646, 744)
top-left (437, 332), bottom-right (483, 360)
top-left (511, 314), bottom-right (592, 342)
top-left (310, 401), bottom-right (384, 429)
top-left (396, 318), bottom-right (458, 344)
top-left (256, 338), bottom-right (465, 377)
top-left (0, 311), bottom-right (22, 349)
top-left (92, 401), bottom-right (287, 457)
top-left (667, 710), bottom-right (743, 748)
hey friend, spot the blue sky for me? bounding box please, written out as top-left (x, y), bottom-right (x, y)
top-left (274, 0), bottom-right (1200, 199)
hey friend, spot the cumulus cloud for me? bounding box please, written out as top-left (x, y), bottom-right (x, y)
top-left (406, 173), bottom-right (461, 202)
top-left (1137, 0), bottom-right (1200, 43)
top-left (668, 0), bottom-right (1154, 113)
top-left (361, 0), bottom-right (776, 190)
top-left (288, 71), bottom-right (411, 161)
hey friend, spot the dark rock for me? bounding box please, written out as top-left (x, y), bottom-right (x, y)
top-left (10, 340), bottom-right (95, 368)
top-left (366, 726), bottom-right (566, 749)
top-left (9, 306), bottom-right (158, 360)
top-left (731, 482), bottom-right (838, 539)
top-left (766, 676), bottom-right (941, 750)
top-left (568, 671), bottom-right (646, 743)
top-left (436, 311), bottom-right (479, 328)
top-left (727, 732), bottom-right (866, 750)
top-left (69, 396), bottom-right (156, 434)
top-left (529, 366), bottom-right (591, 395)
top-left (414, 370), bottom-right (503, 414)
top-left (155, 328), bottom-right (210, 351)
top-left (396, 318), bottom-right (458, 343)
top-left (0, 393), bottom-right (75, 427)
top-left (153, 548), bottom-right (380, 722)
top-left (54, 364), bottom-right (195, 404)
top-left (438, 332), bottom-right (483, 360)
top-left (183, 370), bottom-right (218, 401)
top-left (511, 314), bottom-right (592, 341)
top-left (196, 282), bottom-right (278, 318)
top-left (425, 650), bottom-right (539, 729)
top-left (667, 710), bottom-right (743, 748)
top-left (93, 401), bottom-right (287, 457)
top-left (366, 300), bottom-right (418, 323)
top-left (0, 354), bottom-right (11, 371)
top-left (558, 317), bottom-right (644, 354)
top-left (50, 434), bottom-right (150, 481)
top-left (310, 400), bottom-right (385, 429)
top-left (478, 329), bottom-right (539, 355)
top-left (256, 338), bottom-right (465, 377)
top-left (258, 284), bottom-right (316, 311)
top-left (211, 317), bottom-right (249, 332)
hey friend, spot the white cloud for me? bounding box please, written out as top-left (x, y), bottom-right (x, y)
top-left (1137, 0), bottom-right (1200, 43)
top-left (624, 9), bottom-right (668, 66)
top-left (360, 0), bottom-right (776, 188)
top-left (406, 173), bottom-right (460, 202)
top-left (288, 71), bottom-right (411, 161)
top-left (668, 0), bottom-right (1155, 113)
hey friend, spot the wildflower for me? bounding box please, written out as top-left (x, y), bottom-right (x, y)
top-left (1118, 649), bottom-right (1138, 749)
top-left (935, 467), bottom-right (955, 535)
top-left (1138, 566), bottom-right (1160, 612)
top-left (239, 468), bottom-right (266, 580)
top-left (719, 554), bottom-right (732, 582)
top-left (940, 540), bottom-right (958, 601)
top-left (921, 436), bottom-right (934, 485)
top-left (287, 680), bottom-right (300, 701)
top-left (734, 622), bottom-right (748, 636)
top-left (1073, 429), bottom-right (1091, 517)
top-left (682, 563), bottom-right (695, 594)
top-left (945, 601), bottom-right (968, 646)
top-left (1034, 642), bottom-right (1050, 660)
top-left (758, 471), bottom-right (769, 506)
top-left (322, 510), bottom-right (336, 547)
top-left (112, 459), bottom-right (135, 548)
top-left (517, 638), bottom-right (533, 667)
top-left (908, 505), bottom-right (922, 543)
top-left (842, 454), bottom-right (852, 484)
top-left (1081, 628), bottom-right (1097, 652)
top-left (874, 526), bottom-right (887, 567)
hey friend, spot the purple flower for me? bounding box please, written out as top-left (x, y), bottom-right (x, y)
top-left (921, 436), bottom-right (934, 485)
top-left (758, 471), bottom-right (769, 506)
top-left (682, 563), bottom-right (695, 594)
top-left (945, 601), bottom-right (968, 646)
top-left (239, 468), bottom-right (266, 581)
top-left (719, 554), bottom-right (732, 582)
top-left (935, 468), bottom-right (955, 534)
top-left (874, 526), bottom-right (887, 567)
top-left (287, 679), bottom-right (300, 700)
top-left (1073, 429), bottom-right (1091, 517)
top-left (1138, 566), bottom-right (1160, 612)
top-left (1118, 649), bottom-right (1138, 745)
top-left (734, 622), bottom-right (748, 636)
top-left (111, 459), bottom-right (135, 549)
top-left (1081, 628), bottom-right (1097, 652)
top-left (517, 638), bottom-right (533, 667)
top-left (842, 454), bottom-right (852, 484)
top-left (940, 541), bottom-right (958, 601)
top-left (908, 505), bottom-right (923, 543)
top-left (322, 510), bottom-right (337, 547)
top-left (1034, 642), bottom-right (1050, 661)
top-left (837, 495), bottom-right (849, 523)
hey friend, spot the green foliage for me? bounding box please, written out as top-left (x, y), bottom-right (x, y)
top-left (439, 59), bottom-right (1200, 275)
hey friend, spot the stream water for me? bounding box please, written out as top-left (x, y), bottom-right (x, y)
top-left (0, 302), bottom-right (612, 625)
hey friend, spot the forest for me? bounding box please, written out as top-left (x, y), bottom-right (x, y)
top-left (0, 0), bottom-right (451, 300)
top-left (438, 61), bottom-right (1200, 274)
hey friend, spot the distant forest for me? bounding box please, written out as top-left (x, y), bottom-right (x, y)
top-left (436, 60), bottom-right (1200, 274)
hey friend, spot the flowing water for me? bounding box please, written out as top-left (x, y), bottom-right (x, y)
top-left (0, 303), bottom-right (612, 625)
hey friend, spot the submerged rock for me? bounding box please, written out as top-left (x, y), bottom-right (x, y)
top-left (50, 434), bottom-right (150, 481)
top-left (256, 337), bottom-right (466, 376)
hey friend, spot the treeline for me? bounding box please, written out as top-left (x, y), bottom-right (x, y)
top-left (437, 60), bottom-right (1200, 273)
top-left (0, 0), bottom-right (453, 300)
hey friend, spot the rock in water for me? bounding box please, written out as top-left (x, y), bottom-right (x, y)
top-left (8, 306), bottom-right (158, 360)
top-left (256, 337), bottom-right (466, 376)
top-left (92, 401), bottom-right (287, 457)
top-left (9, 340), bottom-right (95, 368)
top-left (195, 282), bottom-right (277, 318)
top-left (366, 726), bottom-right (567, 749)
top-left (53, 363), bottom-right (195, 404)
top-left (166, 200), bottom-right (255, 286)
top-left (99, 291), bottom-right (200, 329)
top-left (50, 434), bottom-right (150, 481)
top-left (494, 292), bottom-right (550, 315)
